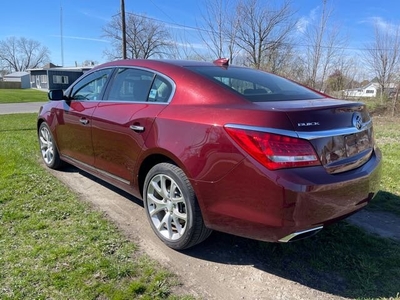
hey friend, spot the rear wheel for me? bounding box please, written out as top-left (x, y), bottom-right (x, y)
top-left (144, 163), bottom-right (212, 250)
top-left (38, 122), bottom-right (63, 169)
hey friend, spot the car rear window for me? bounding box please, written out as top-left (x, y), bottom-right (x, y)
top-left (186, 66), bottom-right (324, 102)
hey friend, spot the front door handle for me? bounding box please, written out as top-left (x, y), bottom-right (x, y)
top-left (130, 124), bottom-right (145, 132)
top-left (79, 118), bottom-right (89, 125)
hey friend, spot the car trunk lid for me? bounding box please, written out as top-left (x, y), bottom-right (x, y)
top-left (254, 99), bottom-right (375, 174)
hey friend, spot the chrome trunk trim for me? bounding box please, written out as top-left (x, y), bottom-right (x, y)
top-left (224, 121), bottom-right (372, 140)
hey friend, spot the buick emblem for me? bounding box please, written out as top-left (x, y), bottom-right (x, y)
top-left (352, 113), bottom-right (363, 130)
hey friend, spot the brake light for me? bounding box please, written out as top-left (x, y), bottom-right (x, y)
top-left (224, 127), bottom-right (320, 170)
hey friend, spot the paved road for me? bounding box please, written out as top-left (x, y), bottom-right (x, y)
top-left (0, 102), bottom-right (46, 115)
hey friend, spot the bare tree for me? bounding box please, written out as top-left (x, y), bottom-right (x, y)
top-left (103, 13), bottom-right (172, 60)
top-left (234, 0), bottom-right (297, 70)
top-left (81, 59), bottom-right (98, 66)
top-left (168, 31), bottom-right (210, 61)
top-left (363, 19), bottom-right (400, 107)
top-left (334, 56), bottom-right (359, 89)
top-left (0, 37), bottom-right (50, 72)
top-left (301, 0), bottom-right (347, 91)
top-left (198, 0), bottom-right (240, 63)
top-left (263, 42), bottom-right (296, 75)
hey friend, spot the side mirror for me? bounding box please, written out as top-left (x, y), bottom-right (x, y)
top-left (48, 90), bottom-right (64, 101)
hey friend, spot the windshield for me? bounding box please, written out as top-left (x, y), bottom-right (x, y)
top-left (186, 66), bottom-right (324, 102)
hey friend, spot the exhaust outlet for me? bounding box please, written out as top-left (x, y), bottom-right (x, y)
top-left (278, 226), bottom-right (323, 243)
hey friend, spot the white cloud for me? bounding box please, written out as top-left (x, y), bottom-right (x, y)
top-left (296, 17), bottom-right (309, 33)
top-left (374, 17), bottom-right (394, 31)
top-left (296, 6), bottom-right (319, 33)
top-left (173, 41), bottom-right (207, 50)
top-left (51, 35), bottom-right (109, 43)
top-left (363, 16), bottom-right (400, 34)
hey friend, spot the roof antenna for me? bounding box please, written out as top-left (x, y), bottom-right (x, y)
top-left (213, 58), bottom-right (229, 67)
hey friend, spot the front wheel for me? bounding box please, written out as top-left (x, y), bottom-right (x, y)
top-left (38, 122), bottom-right (63, 170)
top-left (143, 163), bottom-right (212, 250)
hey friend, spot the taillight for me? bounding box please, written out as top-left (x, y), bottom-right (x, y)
top-left (224, 127), bottom-right (320, 170)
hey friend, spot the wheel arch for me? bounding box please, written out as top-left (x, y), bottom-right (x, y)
top-left (37, 118), bottom-right (45, 133)
top-left (138, 153), bottom-right (181, 199)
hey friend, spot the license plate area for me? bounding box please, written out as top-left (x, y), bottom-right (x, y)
top-left (345, 131), bottom-right (371, 157)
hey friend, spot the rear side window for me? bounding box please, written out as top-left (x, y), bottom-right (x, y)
top-left (186, 66), bottom-right (323, 102)
top-left (148, 76), bottom-right (173, 103)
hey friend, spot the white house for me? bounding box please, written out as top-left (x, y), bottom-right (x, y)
top-left (343, 82), bottom-right (379, 98)
top-left (344, 82), bottom-right (398, 98)
top-left (3, 71), bottom-right (31, 88)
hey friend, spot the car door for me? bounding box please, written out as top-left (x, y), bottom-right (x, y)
top-left (55, 68), bottom-right (113, 166)
top-left (91, 67), bottom-right (173, 185)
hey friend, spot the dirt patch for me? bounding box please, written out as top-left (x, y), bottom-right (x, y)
top-left (46, 165), bottom-right (399, 300)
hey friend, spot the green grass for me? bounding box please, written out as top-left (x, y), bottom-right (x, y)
top-left (0, 89), bottom-right (48, 103)
top-left (368, 116), bottom-right (400, 216)
top-left (0, 114), bottom-right (192, 300)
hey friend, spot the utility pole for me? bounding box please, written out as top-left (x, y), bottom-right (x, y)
top-left (121, 0), bottom-right (127, 59)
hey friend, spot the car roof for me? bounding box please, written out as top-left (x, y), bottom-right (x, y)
top-left (94, 58), bottom-right (240, 71)
top-left (153, 59), bottom-right (218, 67)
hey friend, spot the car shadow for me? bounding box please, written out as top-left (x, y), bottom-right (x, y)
top-left (369, 190), bottom-right (400, 215)
top-left (58, 164), bottom-right (399, 299)
top-left (183, 219), bottom-right (399, 299)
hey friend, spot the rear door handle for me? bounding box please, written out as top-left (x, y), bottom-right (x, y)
top-left (130, 124), bottom-right (145, 132)
top-left (79, 118), bottom-right (89, 125)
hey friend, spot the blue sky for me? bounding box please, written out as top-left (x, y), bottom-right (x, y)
top-left (1, 0), bottom-right (399, 67)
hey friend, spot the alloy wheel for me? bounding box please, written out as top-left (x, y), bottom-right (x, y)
top-left (39, 125), bottom-right (55, 165)
top-left (146, 173), bottom-right (188, 241)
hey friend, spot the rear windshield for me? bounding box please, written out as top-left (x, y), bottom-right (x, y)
top-left (186, 66), bottom-right (324, 102)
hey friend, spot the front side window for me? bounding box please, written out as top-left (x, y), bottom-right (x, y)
top-left (187, 66), bottom-right (324, 102)
top-left (70, 69), bottom-right (112, 101)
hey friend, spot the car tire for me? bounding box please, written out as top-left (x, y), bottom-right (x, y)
top-left (144, 163), bottom-right (212, 250)
top-left (38, 122), bottom-right (63, 170)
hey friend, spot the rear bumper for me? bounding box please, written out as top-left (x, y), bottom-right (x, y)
top-left (194, 147), bottom-right (382, 242)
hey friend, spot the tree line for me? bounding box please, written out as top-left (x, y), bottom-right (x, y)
top-left (103, 0), bottom-right (400, 109)
top-left (1, 0), bottom-right (399, 112)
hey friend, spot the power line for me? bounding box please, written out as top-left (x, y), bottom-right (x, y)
top-left (125, 11), bottom-right (212, 33)
top-left (148, 0), bottom-right (176, 24)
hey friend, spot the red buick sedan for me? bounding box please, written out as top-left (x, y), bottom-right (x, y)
top-left (37, 58), bottom-right (382, 250)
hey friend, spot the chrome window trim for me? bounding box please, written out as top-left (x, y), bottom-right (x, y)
top-left (97, 100), bottom-right (169, 105)
top-left (224, 120), bottom-right (373, 140)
